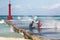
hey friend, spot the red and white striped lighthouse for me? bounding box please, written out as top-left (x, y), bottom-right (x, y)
top-left (7, 0), bottom-right (12, 20)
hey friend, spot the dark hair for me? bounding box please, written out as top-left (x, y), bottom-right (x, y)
top-left (32, 21), bottom-right (34, 23)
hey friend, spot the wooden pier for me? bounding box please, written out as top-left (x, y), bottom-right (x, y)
top-left (4, 20), bottom-right (60, 40)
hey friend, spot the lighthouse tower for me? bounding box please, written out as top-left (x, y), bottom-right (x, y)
top-left (7, 0), bottom-right (12, 20)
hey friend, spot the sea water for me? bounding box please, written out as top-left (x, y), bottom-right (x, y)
top-left (10, 19), bottom-right (60, 39)
top-left (0, 15), bottom-right (60, 39)
top-left (0, 23), bottom-right (24, 38)
top-left (0, 15), bottom-right (60, 29)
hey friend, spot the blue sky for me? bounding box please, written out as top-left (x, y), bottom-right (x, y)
top-left (0, 0), bottom-right (60, 15)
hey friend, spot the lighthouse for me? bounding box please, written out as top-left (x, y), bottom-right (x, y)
top-left (7, 0), bottom-right (12, 20)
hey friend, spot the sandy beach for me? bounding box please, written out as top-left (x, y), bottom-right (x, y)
top-left (0, 37), bottom-right (30, 40)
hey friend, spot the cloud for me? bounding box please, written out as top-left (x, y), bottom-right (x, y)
top-left (13, 4), bottom-right (32, 10)
top-left (49, 3), bottom-right (60, 9)
top-left (14, 3), bottom-right (60, 10)
top-left (14, 5), bottom-right (22, 9)
top-left (42, 3), bottom-right (60, 10)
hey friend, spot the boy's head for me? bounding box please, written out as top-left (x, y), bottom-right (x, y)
top-left (32, 21), bottom-right (34, 23)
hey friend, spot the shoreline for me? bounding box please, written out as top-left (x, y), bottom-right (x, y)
top-left (0, 37), bottom-right (30, 40)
